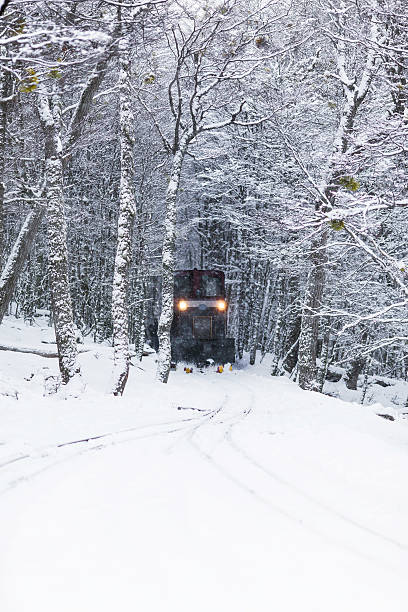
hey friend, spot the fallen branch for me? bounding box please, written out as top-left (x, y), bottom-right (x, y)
top-left (0, 343), bottom-right (90, 358)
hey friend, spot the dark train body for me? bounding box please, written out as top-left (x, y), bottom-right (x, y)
top-left (171, 269), bottom-right (235, 365)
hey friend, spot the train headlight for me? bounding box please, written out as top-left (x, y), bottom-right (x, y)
top-left (178, 300), bottom-right (188, 311)
top-left (216, 300), bottom-right (227, 311)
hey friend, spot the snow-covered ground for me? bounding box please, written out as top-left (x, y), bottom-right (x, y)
top-left (1, 314), bottom-right (408, 612)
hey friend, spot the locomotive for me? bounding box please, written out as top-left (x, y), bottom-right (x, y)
top-left (171, 269), bottom-right (235, 365)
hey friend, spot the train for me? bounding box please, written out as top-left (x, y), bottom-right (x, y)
top-left (171, 269), bottom-right (235, 365)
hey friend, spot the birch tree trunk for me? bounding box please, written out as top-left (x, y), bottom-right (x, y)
top-left (112, 37), bottom-right (136, 396)
top-left (156, 142), bottom-right (188, 383)
top-left (38, 89), bottom-right (79, 384)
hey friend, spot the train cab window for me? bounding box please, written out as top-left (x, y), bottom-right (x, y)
top-left (197, 273), bottom-right (223, 297)
top-left (174, 273), bottom-right (192, 297)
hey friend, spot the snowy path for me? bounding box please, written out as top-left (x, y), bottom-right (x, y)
top-left (1, 327), bottom-right (408, 611)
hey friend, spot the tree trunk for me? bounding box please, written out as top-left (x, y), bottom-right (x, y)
top-left (360, 358), bottom-right (372, 404)
top-left (345, 333), bottom-right (368, 390)
top-left (270, 273), bottom-right (285, 375)
top-left (298, 230), bottom-right (328, 390)
top-left (38, 89), bottom-right (80, 384)
top-left (156, 143), bottom-right (187, 383)
top-left (281, 276), bottom-right (301, 374)
top-left (132, 269), bottom-right (147, 361)
top-left (112, 37), bottom-right (135, 396)
top-left (0, 206), bottom-right (44, 323)
top-left (0, 68), bottom-right (10, 266)
top-left (236, 264), bottom-right (247, 361)
top-left (316, 319), bottom-right (331, 393)
top-left (344, 357), bottom-right (366, 390)
top-left (249, 264), bottom-right (262, 365)
top-left (258, 275), bottom-right (272, 360)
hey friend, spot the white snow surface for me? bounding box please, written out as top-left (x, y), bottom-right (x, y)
top-left (1, 315), bottom-right (408, 612)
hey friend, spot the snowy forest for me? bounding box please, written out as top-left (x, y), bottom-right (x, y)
top-left (2, 2), bottom-right (408, 610)
top-left (0, 0), bottom-right (408, 394)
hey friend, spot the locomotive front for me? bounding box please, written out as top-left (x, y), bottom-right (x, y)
top-left (171, 269), bottom-right (235, 365)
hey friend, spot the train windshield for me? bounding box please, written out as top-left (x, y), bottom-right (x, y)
top-left (174, 273), bottom-right (192, 297)
top-left (197, 273), bottom-right (223, 297)
top-left (174, 270), bottom-right (224, 298)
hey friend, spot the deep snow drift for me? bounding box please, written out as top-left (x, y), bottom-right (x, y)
top-left (0, 315), bottom-right (408, 612)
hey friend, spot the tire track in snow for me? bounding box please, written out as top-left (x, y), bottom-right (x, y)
top-left (0, 411), bottom-right (218, 497)
top-left (186, 379), bottom-right (408, 573)
top-left (226, 425), bottom-right (408, 552)
top-left (223, 381), bottom-right (408, 553)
